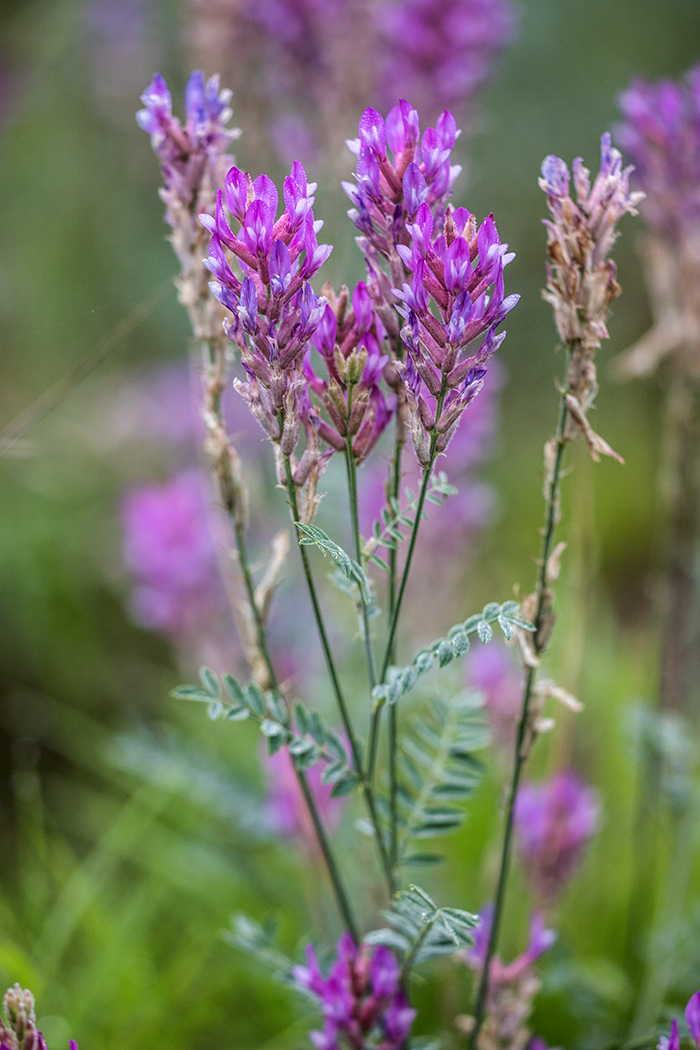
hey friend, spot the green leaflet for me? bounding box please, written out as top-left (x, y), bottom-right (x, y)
top-left (371, 601), bottom-right (534, 708)
top-left (364, 884), bottom-right (478, 973)
top-left (396, 692), bottom-right (488, 864)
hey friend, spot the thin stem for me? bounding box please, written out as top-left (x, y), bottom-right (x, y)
top-left (344, 437), bottom-right (378, 690)
top-left (202, 339), bottom-right (357, 939)
top-left (283, 454), bottom-right (395, 895)
top-left (468, 385), bottom-right (570, 1050)
top-left (387, 428), bottom-right (404, 875)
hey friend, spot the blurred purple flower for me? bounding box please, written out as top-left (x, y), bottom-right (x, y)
top-left (514, 771), bottom-right (600, 905)
top-left (263, 738), bottom-right (347, 853)
top-left (657, 990), bottom-right (700, 1050)
top-left (467, 639), bottom-right (522, 747)
top-left (617, 66), bottom-right (700, 240)
top-left (293, 935), bottom-right (415, 1050)
top-left (121, 470), bottom-right (223, 636)
top-left (460, 910), bottom-right (555, 1050)
top-left (375, 0), bottom-right (516, 124)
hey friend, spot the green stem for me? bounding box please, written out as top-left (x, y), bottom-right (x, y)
top-left (203, 337), bottom-right (357, 939)
top-left (468, 385), bottom-right (569, 1050)
top-left (283, 454), bottom-right (395, 896)
top-left (387, 427), bottom-right (404, 876)
top-left (344, 437), bottom-right (378, 690)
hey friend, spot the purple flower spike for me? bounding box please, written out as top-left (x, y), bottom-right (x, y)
top-left (686, 991), bottom-right (700, 1044)
top-left (403, 162), bottom-right (429, 217)
top-left (370, 946), bottom-right (400, 998)
top-left (239, 277), bottom-right (259, 334)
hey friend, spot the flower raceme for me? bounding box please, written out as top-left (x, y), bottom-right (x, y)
top-left (394, 203), bottom-right (519, 465)
top-left (201, 160), bottom-right (334, 505)
top-left (293, 935), bottom-right (416, 1050)
top-left (659, 990), bottom-right (700, 1050)
top-left (304, 282), bottom-right (394, 463)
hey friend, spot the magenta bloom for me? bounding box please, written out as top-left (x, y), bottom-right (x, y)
top-left (263, 740), bottom-right (347, 853)
top-left (657, 990), bottom-right (700, 1050)
top-left (121, 470), bottom-right (223, 636)
top-left (293, 935), bottom-right (415, 1050)
top-left (617, 66), bottom-right (700, 239)
top-left (514, 771), bottom-right (599, 904)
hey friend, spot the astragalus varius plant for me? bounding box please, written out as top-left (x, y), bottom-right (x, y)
top-left (136, 72), bottom-right (640, 1050)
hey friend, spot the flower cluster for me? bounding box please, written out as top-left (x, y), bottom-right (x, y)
top-left (0, 986), bottom-right (76, 1050)
top-left (137, 71), bottom-right (239, 337)
top-left (304, 281), bottom-right (394, 463)
top-left (201, 159), bottom-right (334, 516)
top-left (459, 910), bottom-right (555, 1050)
top-left (540, 134), bottom-right (642, 457)
top-left (293, 935), bottom-right (415, 1050)
top-left (395, 200), bottom-right (518, 465)
top-left (514, 771), bottom-right (599, 906)
top-left (659, 990), bottom-right (700, 1050)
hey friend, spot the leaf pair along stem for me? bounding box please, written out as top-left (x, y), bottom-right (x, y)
top-left (468, 376), bottom-right (570, 1050)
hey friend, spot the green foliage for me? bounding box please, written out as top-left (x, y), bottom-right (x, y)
top-left (295, 523), bottom-right (373, 605)
top-left (364, 885), bottom-right (478, 975)
top-left (395, 692), bottom-right (489, 867)
top-left (365, 473), bottom-right (458, 570)
top-left (172, 668), bottom-right (357, 784)
top-left (224, 914), bottom-right (296, 986)
top-left (371, 602), bottom-right (533, 709)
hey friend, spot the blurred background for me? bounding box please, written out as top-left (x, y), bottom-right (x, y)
top-left (1, 0), bottom-right (700, 1047)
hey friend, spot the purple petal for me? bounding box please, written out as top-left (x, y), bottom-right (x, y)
top-left (686, 991), bottom-right (700, 1044)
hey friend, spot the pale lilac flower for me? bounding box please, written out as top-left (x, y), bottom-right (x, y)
top-left (293, 935), bottom-right (415, 1050)
top-left (121, 470), bottom-right (223, 636)
top-left (514, 771), bottom-right (599, 905)
top-left (460, 910), bottom-right (555, 1050)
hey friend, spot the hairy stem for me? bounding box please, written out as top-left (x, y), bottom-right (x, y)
top-left (468, 384), bottom-right (569, 1050)
top-left (283, 455), bottom-right (394, 896)
top-left (203, 339), bottom-right (357, 939)
top-left (387, 429), bottom-right (404, 876)
top-left (345, 437), bottom-right (378, 690)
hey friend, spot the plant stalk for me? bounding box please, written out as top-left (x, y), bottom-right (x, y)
top-left (344, 437), bottom-right (378, 690)
top-left (468, 385), bottom-right (569, 1050)
top-left (283, 454), bottom-right (395, 896)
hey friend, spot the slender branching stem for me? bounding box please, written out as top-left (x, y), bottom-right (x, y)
top-left (367, 382), bottom-right (447, 786)
top-left (282, 452), bottom-right (395, 896)
top-left (387, 428), bottom-right (404, 876)
top-left (203, 338), bottom-right (358, 939)
top-left (468, 383), bottom-right (570, 1050)
top-left (344, 436), bottom-right (378, 690)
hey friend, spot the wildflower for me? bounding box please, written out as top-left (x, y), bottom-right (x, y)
top-left (614, 66), bottom-right (700, 379)
top-left (459, 910), bottom-right (555, 1050)
top-left (137, 71), bottom-right (239, 341)
top-left (394, 199), bottom-right (518, 465)
top-left (121, 470), bottom-right (223, 636)
top-left (0, 985), bottom-right (76, 1050)
top-left (304, 281), bottom-right (394, 463)
top-left (658, 989), bottom-right (700, 1050)
top-left (202, 160), bottom-right (335, 518)
top-left (514, 771), bottom-right (599, 905)
top-left (539, 134), bottom-right (642, 458)
top-left (293, 935), bottom-right (416, 1050)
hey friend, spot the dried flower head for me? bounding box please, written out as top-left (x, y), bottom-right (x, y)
top-left (540, 134), bottom-right (641, 458)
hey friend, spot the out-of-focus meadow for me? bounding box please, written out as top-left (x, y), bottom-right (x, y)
top-left (1, 1), bottom-right (700, 1048)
